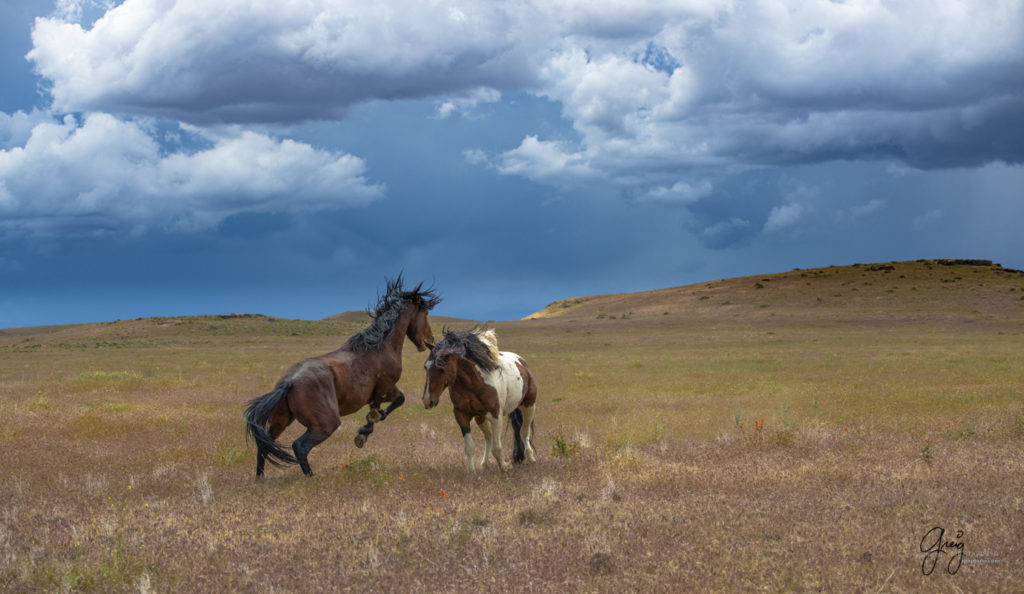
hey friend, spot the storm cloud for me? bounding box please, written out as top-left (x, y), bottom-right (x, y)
top-left (27, 0), bottom-right (1024, 171)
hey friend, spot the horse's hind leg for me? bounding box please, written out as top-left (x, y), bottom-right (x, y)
top-left (292, 421), bottom-right (339, 477)
top-left (519, 404), bottom-right (538, 463)
top-left (257, 409), bottom-right (293, 477)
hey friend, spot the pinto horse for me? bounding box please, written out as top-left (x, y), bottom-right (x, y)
top-left (422, 328), bottom-right (537, 471)
top-left (245, 276), bottom-right (441, 477)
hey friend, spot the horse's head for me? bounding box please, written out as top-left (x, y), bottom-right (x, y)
top-left (406, 304), bottom-right (436, 352)
top-left (422, 341), bottom-right (460, 409)
top-left (394, 277), bottom-right (441, 352)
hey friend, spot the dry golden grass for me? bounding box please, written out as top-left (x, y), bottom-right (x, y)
top-left (1, 260), bottom-right (1023, 592)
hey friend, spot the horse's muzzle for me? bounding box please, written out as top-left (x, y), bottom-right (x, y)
top-left (422, 391), bottom-right (438, 409)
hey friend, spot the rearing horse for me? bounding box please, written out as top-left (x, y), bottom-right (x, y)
top-left (245, 276), bottom-right (441, 477)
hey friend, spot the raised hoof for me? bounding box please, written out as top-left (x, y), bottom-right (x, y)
top-left (367, 409), bottom-right (383, 423)
top-left (354, 434), bottom-right (367, 448)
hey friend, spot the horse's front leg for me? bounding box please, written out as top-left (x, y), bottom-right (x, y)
top-left (367, 389), bottom-right (405, 423)
top-left (355, 388), bottom-right (405, 448)
top-left (478, 414), bottom-right (507, 471)
top-left (489, 413), bottom-right (508, 471)
top-left (475, 416), bottom-right (492, 470)
top-left (456, 411), bottom-right (475, 471)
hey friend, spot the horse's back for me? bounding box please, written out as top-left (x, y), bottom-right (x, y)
top-left (486, 351), bottom-right (535, 414)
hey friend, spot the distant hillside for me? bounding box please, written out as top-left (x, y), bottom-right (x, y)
top-left (5, 260), bottom-right (1022, 339)
top-left (322, 311), bottom-right (376, 324)
top-left (323, 311), bottom-right (474, 327)
top-left (525, 259), bottom-right (1024, 325)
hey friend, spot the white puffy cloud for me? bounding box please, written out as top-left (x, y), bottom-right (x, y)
top-left (28, 0), bottom-right (530, 123)
top-left (763, 203), bottom-right (805, 234)
top-left (0, 109), bottom-right (52, 149)
top-left (0, 112), bottom-right (382, 235)
top-left (637, 180), bottom-right (713, 204)
top-left (495, 135), bottom-right (603, 187)
top-left (435, 87), bottom-right (501, 119)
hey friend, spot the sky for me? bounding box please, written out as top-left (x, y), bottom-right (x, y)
top-left (1, 0), bottom-right (1023, 328)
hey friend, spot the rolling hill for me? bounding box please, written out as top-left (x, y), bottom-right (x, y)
top-left (524, 259), bottom-right (1024, 326)
top-left (4, 259), bottom-right (1023, 339)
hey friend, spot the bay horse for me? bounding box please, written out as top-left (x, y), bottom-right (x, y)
top-left (245, 276), bottom-right (441, 477)
top-left (422, 328), bottom-right (537, 471)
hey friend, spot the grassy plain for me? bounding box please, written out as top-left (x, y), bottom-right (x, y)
top-left (1, 260), bottom-right (1023, 592)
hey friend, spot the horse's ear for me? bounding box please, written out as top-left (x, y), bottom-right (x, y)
top-left (416, 282), bottom-right (442, 311)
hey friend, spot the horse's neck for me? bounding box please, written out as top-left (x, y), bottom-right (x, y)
top-left (456, 359), bottom-right (489, 390)
top-left (383, 306), bottom-right (413, 356)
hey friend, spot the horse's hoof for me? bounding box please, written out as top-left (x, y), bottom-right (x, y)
top-left (354, 434), bottom-right (367, 448)
top-left (367, 409), bottom-right (383, 423)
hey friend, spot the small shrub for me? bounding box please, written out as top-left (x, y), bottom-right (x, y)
top-left (214, 439), bottom-right (245, 466)
top-left (552, 433), bottom-right (580, 457)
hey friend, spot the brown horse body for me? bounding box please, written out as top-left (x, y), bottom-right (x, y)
top-left (245, 277), bottom-right (440, 476)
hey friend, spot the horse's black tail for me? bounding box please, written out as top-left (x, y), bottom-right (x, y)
top-left (245, 380), bottom-right (297, 467)
top-left (510, 408), bottom-right (526, 463)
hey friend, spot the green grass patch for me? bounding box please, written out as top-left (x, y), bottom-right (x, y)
top-left (67, 370), bottom-right (144, 393)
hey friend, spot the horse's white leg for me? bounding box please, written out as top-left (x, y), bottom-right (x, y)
top-left (489, 413), bottom-right (507, 470)
top-left (463, 430), bottom-right (475, 471)
top-left (477, 418), bottom-right (493, 469)
top-left (520, 404), bottom-right (538, 463)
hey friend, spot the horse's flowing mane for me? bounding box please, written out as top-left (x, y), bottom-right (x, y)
top-left (473, 328), bottom-right (501, 362)
top-left (433, 327), bottom-right (500, 371)
top-left (346, 274), bottom-right (442, 353)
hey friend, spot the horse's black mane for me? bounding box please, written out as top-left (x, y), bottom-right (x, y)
top-left (346, 275), bottom-right (441, 353)
top-left (431, 328), bottom-right (498, 372)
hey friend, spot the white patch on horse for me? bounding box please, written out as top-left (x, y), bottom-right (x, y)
top-left (481, 351), bottom-right (528, 418)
